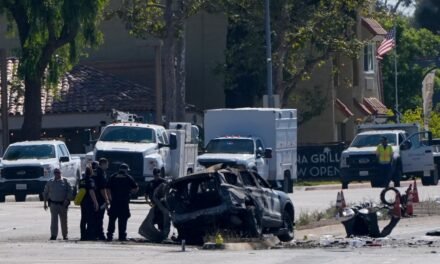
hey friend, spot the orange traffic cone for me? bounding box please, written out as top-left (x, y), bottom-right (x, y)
top-left (392, 193), bottom-right (402, 218)
top-left (413, 179), bottom-right (420, 203)
top-left (340, 190), bottom-right (347, 209)
top-left (406, 190), bottom-right (414, 216)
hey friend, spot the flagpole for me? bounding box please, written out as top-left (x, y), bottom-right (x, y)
top-left (394, 24), bottom-right (399, 123)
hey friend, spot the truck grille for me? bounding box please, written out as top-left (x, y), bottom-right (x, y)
top-left (2, 166), bottom-right (44, 180)
top-left (95, 151), bottom-right (144, 181)
top-left (347, 154), bottom-right (377, 169)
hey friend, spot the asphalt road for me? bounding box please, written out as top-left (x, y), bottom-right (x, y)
top-left (0, 182), bottom-right (440, 263)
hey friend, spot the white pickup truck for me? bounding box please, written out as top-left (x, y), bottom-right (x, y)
top-left (0, 141), bottom-right (82, 202)
top-left (88, 122), bottom-right (198, 197)
top-left (197, 108), bottom-right (297, 193)
top-left (340, 123), bottom-right (439, 188)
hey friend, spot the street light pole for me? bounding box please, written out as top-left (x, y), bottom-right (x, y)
top-left (265, 0), bottom-right (274, 108)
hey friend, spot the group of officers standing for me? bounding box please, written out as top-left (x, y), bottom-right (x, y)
top-left (43, 158), bottom-right (143, 242)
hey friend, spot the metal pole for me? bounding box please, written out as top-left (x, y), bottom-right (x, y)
top-left (155, 44), bottom-right (163, 125)
top-left (394, 25), bottom-right (399, 123)
top-left (0, 49), bottom-right (9, 152)
top-left (264, 0), bottom-right (273, 107)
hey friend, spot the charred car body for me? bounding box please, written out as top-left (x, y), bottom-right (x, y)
top-left (165, 166), bottom-right (295, 244)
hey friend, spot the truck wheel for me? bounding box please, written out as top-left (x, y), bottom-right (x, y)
top-left (422, 166), bottom-right (439, 186)
top-left (0, 194), bottom-right (5, 203)
top-left (283, 171), bottom-right (292, 193)
top-left (277, 208), bottom-right (294, 242)
top-left (341, 182), bottom-right (348, 189)
top-left (421, 176), bottom-right (431, 186)
top-left (370, 179), bottom-right (381, 188)
top-left (15, 193), bottom-right (26, 202)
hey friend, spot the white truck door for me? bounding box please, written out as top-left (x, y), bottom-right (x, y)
top-left (401, 132), bottom-right (435, 176)
top-left (160, 130), bottom-right (172, 174)
top-left (57, 145), bottom-right (72, 179)
top-left (255, 139), bottom-right (269, 178)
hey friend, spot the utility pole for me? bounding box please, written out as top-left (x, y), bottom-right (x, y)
top-left (0, 49), bottom-right (9, 153)
top-left (154, 43), bottom-right (163, 125)
top-left (265, 0), bottom-right (274, 107)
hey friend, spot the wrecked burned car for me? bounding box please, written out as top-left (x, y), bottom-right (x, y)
top-left (165, 167), bottom-right (295, 244)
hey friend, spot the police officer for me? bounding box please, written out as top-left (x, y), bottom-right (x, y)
top-left (79, 167), bottom-right (99, 241)
top-left (145, 168), bottom-right (166, 204)
top-left (43, 168), bottom-right (73, 240)
top-left (93, 158), bottom-right (110, 240)
top-left (145, 168), bottom-right (168, 231)
top-left (376, 136), bottom-right (394, 187)
top-left (106, 163), bottom-right (138, 241)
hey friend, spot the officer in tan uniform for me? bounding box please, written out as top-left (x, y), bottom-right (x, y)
top-left (43, 168), bottom-right (73, 240)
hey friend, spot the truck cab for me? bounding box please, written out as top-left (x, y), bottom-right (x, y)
top-left (0, 141), bottom-right (81, 202)
top-left (197, 136), bottom-right (272, 177)
top-left (340, 123), bottom-right (437, 188)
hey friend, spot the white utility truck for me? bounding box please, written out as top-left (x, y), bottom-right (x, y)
top-left (340, 123), bottom-right (439, 188)
top-left (197, 108), bottom-right (297, 193)
top-left (0, 141), bottom-right (82, 202)
top-left (88, 121), bottom-right (198, 197)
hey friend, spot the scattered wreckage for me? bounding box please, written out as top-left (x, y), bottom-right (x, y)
top-left (139, 165), bottom-right (295, 244)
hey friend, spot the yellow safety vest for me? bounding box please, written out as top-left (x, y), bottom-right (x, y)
top-left (376, 144), bottom-right (393, 164)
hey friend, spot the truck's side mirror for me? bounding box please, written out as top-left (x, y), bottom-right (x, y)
top-left (59, 156), bottom-right (70, 163)
top-left (169, 133), bottom-right (177, 150)
top-left (264, 148), bottom-right (273, 159)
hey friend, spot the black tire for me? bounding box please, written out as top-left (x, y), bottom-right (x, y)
top-left (380, 187), bottom-right (401, 206)
top-left (15, 193), bottom-right (26, 202)
top-left (370, 179), bottom-right (381, 188)
top-left (39, 193), bottom-right (44, 202)
top-left (246, 206), bottom-right (263, 238)
top-left (177, 226), bottom-right (204, 245)
top-left (283, 171), bottom-right (291, 193)
top-left (421, 176), bottom-right (431, 186)
top-left (342, 182), bottom-right (348, 189)
top-left (277, 209), bottom-right (294, 242)
top-left (421, 167), bottom-right (439, 186)
top-left (0, 194), bottom-right (5, 203)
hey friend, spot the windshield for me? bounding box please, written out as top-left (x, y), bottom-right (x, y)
top-left (3, 145), bottom-right (56, 160)
top-left (99, 126), bottom-right (155, 143)
top-left (205, 139), bottom-right (254, 154)
top-left (350, 133), bottom-right (397, 147)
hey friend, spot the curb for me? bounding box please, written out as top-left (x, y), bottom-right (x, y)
top-left (295, 180), bottom-right (420, 191)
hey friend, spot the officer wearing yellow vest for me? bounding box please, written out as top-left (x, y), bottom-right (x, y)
top-left (376, 136), bottom-right (394, 187)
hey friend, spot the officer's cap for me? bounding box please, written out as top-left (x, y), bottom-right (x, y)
top-left (119, 163), bottom-right (130, 171)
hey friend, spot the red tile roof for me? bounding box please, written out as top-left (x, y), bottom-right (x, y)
top-left (361, 17), bottom-right (387, 36)
top-left (335, 98), bottom-right (354, 118)
top-left (353, 98), bottom-right (373, 115)
top-left (363, 97), bottom-right (388, 115)
top-left (0, 58), bottom-right (155, 116)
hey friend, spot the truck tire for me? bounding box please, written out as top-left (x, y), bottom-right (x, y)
top-left (15, 193), bottom-right (26, 202)
top-left (370, 179), bottom-right (382, 188)
top-left (422, 166), bottom-right (439, 186)
top-left (0, 193), bottom-right (5, 203)
top-left (283, 171), bottom-right (292, 193)
top-left (341, 182), bottom-right (348, 189)
top-left (277, 207), bottom-right (294, 242)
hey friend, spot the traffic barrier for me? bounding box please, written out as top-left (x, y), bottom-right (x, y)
top-left (413, 179), bottom-right (420, 203)
top-left (340, 190), bottom-right (347, 209)
top-left (392, 193), bottom-right (402, 218)
top-left (406, 190), bottom-right (414, 216)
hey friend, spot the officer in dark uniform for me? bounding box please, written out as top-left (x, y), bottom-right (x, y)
top-left (79, 167), bottom-right (99, 241)
top-left (145, 168), bottom-right (168, 231)
top-left (106, 163), bottom-right (139, 241)
top-left (93, 158), bottom-right (109, 240)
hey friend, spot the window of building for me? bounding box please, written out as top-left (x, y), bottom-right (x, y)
top-left (363, 43), bottom-right (375, 72)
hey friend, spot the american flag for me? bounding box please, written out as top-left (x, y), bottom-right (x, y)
top-left (376, 27), bottom-right (396, 60)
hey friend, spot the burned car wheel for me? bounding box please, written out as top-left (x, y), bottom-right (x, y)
top-left (177, 226), bottom-right (204, 245)
top-left (246, 206), bottom-right (263, 238)
top-left (277, 210), bottom-right (294, 242)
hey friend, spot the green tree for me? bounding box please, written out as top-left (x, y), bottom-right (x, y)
top-left (377, 16), bottom-right (440, 112)
top-left (116, 0), bottom-right (206, 122)
top-left (216, 0), bottom-right (367, 123)
top-left (0, 0), bottom-right (108, 140)
top-left (402, 107), bottom-right (440, 137)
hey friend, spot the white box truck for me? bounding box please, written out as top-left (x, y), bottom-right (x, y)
top-left (197, 108), bottom-right (297, 193)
